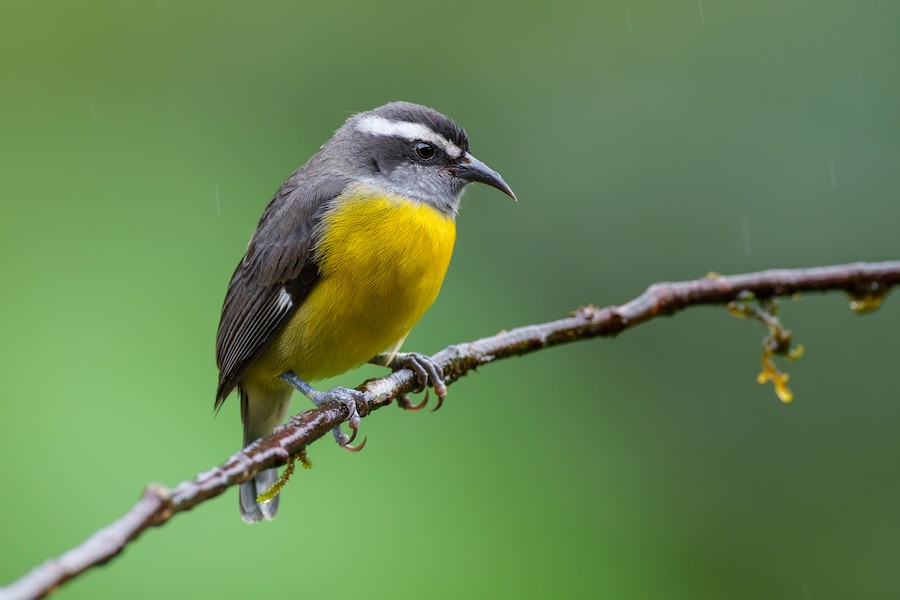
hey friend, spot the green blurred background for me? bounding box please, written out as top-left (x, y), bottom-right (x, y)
top-left (2, 1), bottom-right (899, 598)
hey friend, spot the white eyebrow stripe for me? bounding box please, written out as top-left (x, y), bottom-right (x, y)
top-left (356, 115), bottom-right (462, 159)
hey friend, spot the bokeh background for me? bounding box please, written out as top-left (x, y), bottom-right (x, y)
top-left (2, 1), bottom-right (899, 598)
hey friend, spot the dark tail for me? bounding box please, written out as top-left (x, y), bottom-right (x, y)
top-left (238, 384), bottom-right (292, 523)
top-left (240, 468), bottom-right (280, 523)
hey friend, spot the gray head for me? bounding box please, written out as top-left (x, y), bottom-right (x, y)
top-left (316, 101), bottom-right (515, 216)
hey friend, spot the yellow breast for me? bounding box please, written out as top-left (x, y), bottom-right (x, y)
top-left (249, 183), bottom-right (456, 387)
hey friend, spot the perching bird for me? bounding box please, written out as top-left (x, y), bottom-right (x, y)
top-left (215, 102), bottom-right (515, 522)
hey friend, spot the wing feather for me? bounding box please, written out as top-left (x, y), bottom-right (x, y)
top-left (214, 173), bottom-right (348, 407)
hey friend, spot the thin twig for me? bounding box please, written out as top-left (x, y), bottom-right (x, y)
top-left (3, 260), bottom-right (899, 600)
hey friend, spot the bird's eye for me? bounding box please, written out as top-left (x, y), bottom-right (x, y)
top-left (414, 141), bottom-right (436, 161)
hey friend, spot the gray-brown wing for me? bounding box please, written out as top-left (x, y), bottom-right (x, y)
top-left (214, 173), bottom-right (348, 408)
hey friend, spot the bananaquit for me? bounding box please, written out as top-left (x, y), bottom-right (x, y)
top-left (215, 102), bottom-right (516, 522)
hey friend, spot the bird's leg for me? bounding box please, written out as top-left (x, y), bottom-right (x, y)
top-left (370, 352), bottom-right (448, 412)
top-left (279, 372), bottom-right (368, 452)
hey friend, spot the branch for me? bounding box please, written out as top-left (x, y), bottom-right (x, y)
top-left (3, 260), bottom-right (899, 600)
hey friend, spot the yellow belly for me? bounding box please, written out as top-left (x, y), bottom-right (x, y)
top-left (246, 183), bottom-right (456, 389)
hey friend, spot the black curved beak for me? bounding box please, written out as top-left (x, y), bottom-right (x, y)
top-left (448, 152), bottom-right (517, 200)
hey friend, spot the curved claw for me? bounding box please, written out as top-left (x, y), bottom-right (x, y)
top-left (397, 389), bottom-right (429, 411)
top-left (391, 352), bottom-right (448, 412)
top-left (429, 388), bottom-right (445, 413)
top-left (331, 425), bottom-right (350, 446)
top-left (342, 436), bottom-right (367, 453)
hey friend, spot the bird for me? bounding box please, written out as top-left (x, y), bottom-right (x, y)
top-left (215, 101), bottom-right (516, 523)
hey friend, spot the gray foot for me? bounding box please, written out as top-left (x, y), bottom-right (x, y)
top-left (280, 372), bottom-right (368, 452)
top-left (373, 352), bottom-right (448, 412)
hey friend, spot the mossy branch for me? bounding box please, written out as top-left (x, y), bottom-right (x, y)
top-left (2, 260), bottom-right (899, 600)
